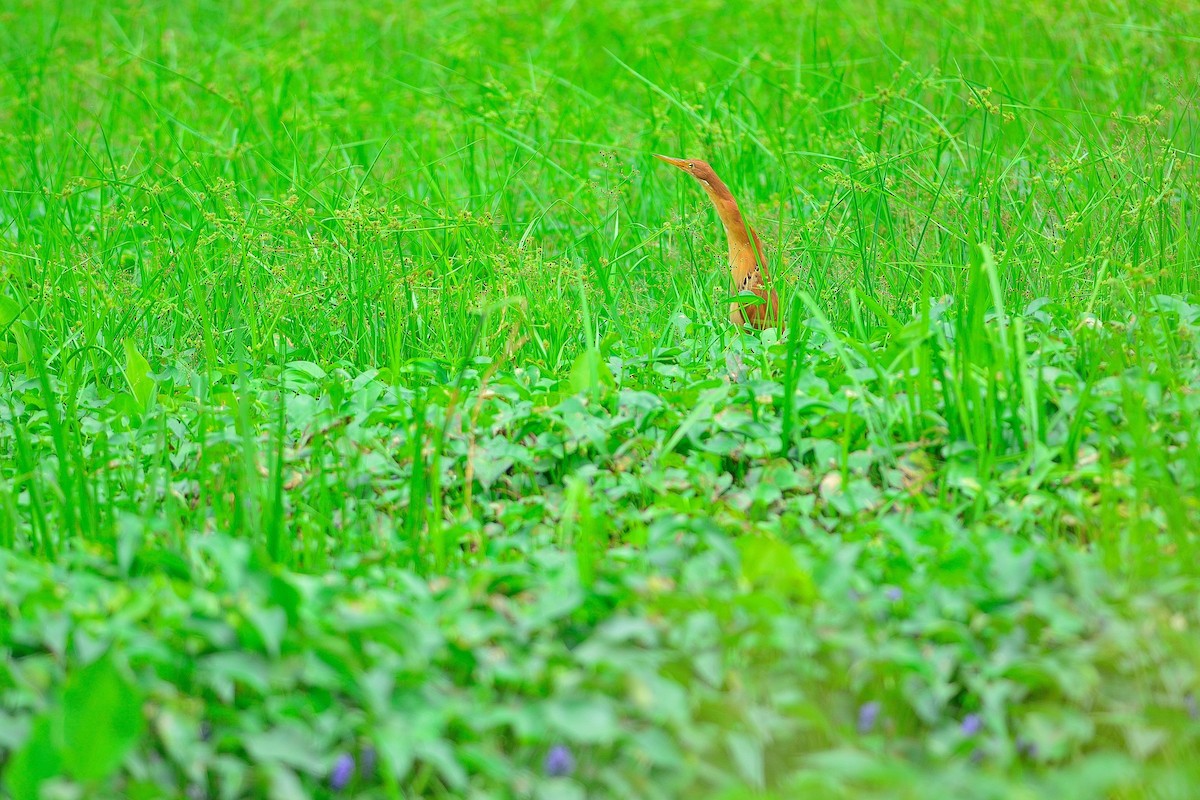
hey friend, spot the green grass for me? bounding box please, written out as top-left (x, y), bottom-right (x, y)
top-left (2, 0), bottom-right (1200, 797)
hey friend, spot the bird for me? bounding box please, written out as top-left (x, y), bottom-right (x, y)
top-left (654, 154), bottom-right (782, 330)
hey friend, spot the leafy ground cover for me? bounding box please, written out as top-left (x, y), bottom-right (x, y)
top-left (2, 0), bottom-right (1200, 798)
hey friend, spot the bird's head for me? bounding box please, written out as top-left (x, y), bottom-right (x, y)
top-left (653, 154), bottom-right (720, 187)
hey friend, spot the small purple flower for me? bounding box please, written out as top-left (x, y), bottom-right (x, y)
top-left (544, 744), bottom-right (575, 777)
top-left (1016, 736), bottom-right (1038, 759)
top-left (330, 753), bottom-right (355, 791)
top-left (857, 701), bottom-right (881, 734)
top-left (884, 587), bottom-right (903, 602)
top-left (198, 720), bottom-right (213, 742)
top-left (969, 747), bottom-right (984, 765)
top-left (1186, 693), bottom-right (1198, 721)
top-left (961, 713), bottom-right (983, 736)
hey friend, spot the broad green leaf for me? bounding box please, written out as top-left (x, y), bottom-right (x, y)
top-left (0, 294), bottom-right (20, 328)
top-left (246, 605), bottom-right (287, 658)
top-left (404, 358), bottom-right (449, 383)
top-left (471, 437), bottom-right (520, 490)
top-left (198, 652), bottom-right (271, 700)
top-left (266, 764), bottom-right (311, 800)
top-left (374, 717), bottom-right (416, 784)
top-left (534, 780), bottom-right (586, 800)
top-left (155, 708), bottom-right (206, 783)
top-left (0, 294), bottom-right (31, 365)
top-left (802, 748), bottom-right (886, 779)
top-left (416, 739), bottom-right (467, 790)
top-left (726, 731), bottom-right (764, 789)
top-left (718, 290), bottom-right (768, 307)
top-left (242, 725), bottom-right (326, 774)
top-left (738, 536), bottom-right (815, 602)
top-left (123, 338), bottom-right (156, 410)
top-left (629, 728), bottom-right (684, 769)
top-left (284, 360), bottom-right (327, 380)
top-left (544, 695), bottom-right (618, 745)
top-left (568, 348), bottom-right (614, 395)
top-left (1123, 723), bottom-right (1167, 760)
top-left (0, 712), bottom-right (28, 751)
top-left (267, 574), bottom-right (303, 625)
top-left (4, 714), bottom-right (63, 800)
top-left (1021, 707), bottom-right (1097, 761)
top-left (56, 652), bottom-right (144, 783)
top-left (116, 513), bottom-right (144, 577)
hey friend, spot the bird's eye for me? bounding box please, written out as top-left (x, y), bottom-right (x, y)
top-left (688, 163), bottom-right (694, 169)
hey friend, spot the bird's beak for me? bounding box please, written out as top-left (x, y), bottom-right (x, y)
top-left (653, 154), bottom-right (690, 171)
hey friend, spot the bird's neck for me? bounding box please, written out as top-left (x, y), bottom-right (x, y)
top-left (703, 180), bottom-right (763, 272)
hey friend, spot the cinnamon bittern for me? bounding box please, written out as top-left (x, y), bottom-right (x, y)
top-left (654, 154), bottom-right (782, 330)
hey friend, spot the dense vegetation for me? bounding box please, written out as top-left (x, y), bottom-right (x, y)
top-left (2, 0), bottom-right (1199, 797)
